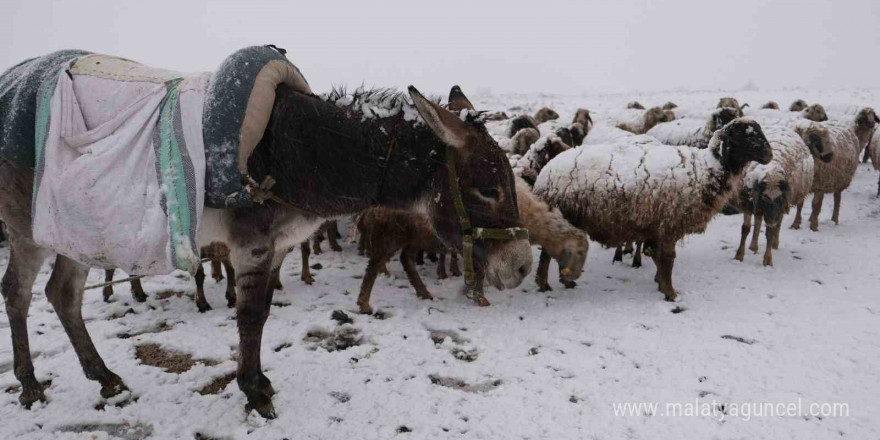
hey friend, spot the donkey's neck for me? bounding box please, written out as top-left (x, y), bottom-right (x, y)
top-left (247, 88), bottom-right (446, 217)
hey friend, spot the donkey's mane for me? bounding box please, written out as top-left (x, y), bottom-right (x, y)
top-left (322, 86), bottom-right (489, 127)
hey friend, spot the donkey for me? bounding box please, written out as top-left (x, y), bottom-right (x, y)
top-left (0, 85), bottom-right (532, 418)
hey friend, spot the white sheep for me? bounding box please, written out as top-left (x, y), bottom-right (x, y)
top-left (731, 122), bottom-right (833, 266)
top-left (534, 118), bottom-right (773, 300)
top-left (646, 107), bottom-right (740, 149)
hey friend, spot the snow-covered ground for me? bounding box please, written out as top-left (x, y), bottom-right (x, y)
top-left (1, 89), bottom-right (879, 439)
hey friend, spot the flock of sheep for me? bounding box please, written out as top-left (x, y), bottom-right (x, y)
top-left (7, 92), bottom-right (878, 311)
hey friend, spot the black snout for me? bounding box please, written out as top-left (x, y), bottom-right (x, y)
top-left (757, 196), bottom-right (786, 227)
top-left (821, 152), bottom-right (834, 163)
top-left (759, 142), bottom-right (773, 164)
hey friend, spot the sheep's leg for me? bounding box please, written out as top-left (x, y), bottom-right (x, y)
top-left (863, 144), bottom-right (871, 163)
top-left (656, 240), bottom-right (678, 302)
top-left (129, 278), bottom-right (147, 303)
top-left (312, 234), bottom-right (323, 255)
top-left (831, 191), bottom-right (842, 225)
top-left (612, 246), bottom-right (623, 263)
top-left (45, 254), bottom-right (128, 400)
top-left (401, 247), bottom-right (433, 300)
top-left (326, 221), bottom-right (343, 252)
top-left (632, 242), bottom-right (643, 268)
top-left (809, 192), bottom-right (824, 231)
top-left (300, 241), bottom-right (315, 285)
top-left (623, 242), bottom-right (634, 255)
top-left (450, 253), bottom-right (461, 277)
top-left (211, 259), bottom-right (224, 282)
top-left (357, 234), bottom-right (366, 256)
top-left (271, 267), bottom-right (283, 291)
top-left (223, 259), bottom-right (237, 308)
top-left (415, 250), bottom-right (425, 266)
top-left (102, 269), bottom-right (115, 302)
top-left (771, 220), bottom-right (781, 250)
top-left (790, 203), bottom-right (803, 230)
top-left (436, 253), bottom-right (448, 279)
top-left (749, 215), bottom-right (762, 253)
top-left (357, 252), bottom-right (392, 315)
top-left (763, 225), bottom-right (775, 267)
top-left (535, 249), bottom-right (553, 292)
top-left (2, 236), bottom-right (51, 407)
top-left (734, 213), bottom-right (752, 261)
top-left (427, 252), bottom-right (439, 263)
top-left (877, 174), bottom-right (880, 198)
top-left (194, 264), bottom-right (211, 312)
top-left (232, 249), bottom-right (277, 419)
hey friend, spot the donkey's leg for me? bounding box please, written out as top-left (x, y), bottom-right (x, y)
top-left (326, 221), bottom-right (342, 252)
top-left (535, 249), bottom-right (553, 292)
top-left (734, 213), bottom-right (752, 261)
top-left (300, 241), bottom-right (314, 285)
top-left (436, 253), bottom-right (448, 280)
top-left (129, 277), bottom-right (147, 303)
top-left (45, 255), bottom-right (128, 399)
top-left (790, 202), bottom-right (803, 230)
top-left (401, 247), bottom-right (432, 300)
top-left (232, 246), bottom-right (277, 418)
top-left (831, 191), bottom-right (842, 225)
top-left (749, 214), bottom-right (762, 253)
top-left (2, 237), bottom-right (51, 407)
top-left (809, 192), bottom-right (824, 231)
top-left (194, 264), bottom-right (211, 312)
top-left (102, 269), bottom-right (116, 302)
top-left (222, 259), bottom-right (237, 308)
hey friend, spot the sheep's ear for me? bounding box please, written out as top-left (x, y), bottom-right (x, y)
top-left (409, 85), bottom-right (469, 149)
top-left (874, 112), bottom-right (880, 124)
top-left (448, 85), bottom-right (475, 112)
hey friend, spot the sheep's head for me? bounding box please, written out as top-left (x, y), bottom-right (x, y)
top-left (714, 118), bottom-right (773, 173)
top-left (717, 97), bottom-right (740, 109)
top-left (793, 122), bottom-right (833, 163)
top-left (572, 108), bottom-right (593, 131)
top-left (509, 114), bottom-right (539, 137)
top-left (752, 174), bottom-right (790, 227)
top-left (627, 101), bottom-right (645, 110)
top-left (644, 107), bottom-right (668, 131)
top-left (534, 107), bottom-right (560, 123)
top-left (511, 127), bottom-right (540, 155)
top-left (569, 122), bottom-right (587, 146)
top-left (662, 101), bottom-right (678, 110)
top-left (555, 231), bottom-right (589, 285)
top-left (710, 107), bottom-right (740, 132)
top-left (802, 104), bottom-right (828, 122)
top-left (762, 101), bottom-right (779, 110)
top-left (855, 107), bottom-right (880, 132)
top-left (663, 109), bottom-right (676, 122)
top-left (485, 111), bottom-right (509, 121)
top-left (790, 99), bottom-right (808, 112)
top-left (554, 127), bottom-right (574, 148)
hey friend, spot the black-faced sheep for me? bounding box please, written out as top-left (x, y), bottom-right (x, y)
top-left (534, 118), bottom-right (773, 300)
top-left (627, 101), bottom-right (646, 110)
top-left (614, 107), bottom-right (670, 134)
top-left (731, 122), bottom-right (833, 266)
top-left (570, 123), bottom-right (587, 146)
top-left (646, 107), bottom-right (740, 149)
top-left (794, 108), bottom-right (878, 230)
top-left (534, 107), bottom-right (560, 123)
top-left (790, 100), bottom-right (808, 112)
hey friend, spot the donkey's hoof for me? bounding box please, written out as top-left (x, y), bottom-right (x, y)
top-left (100, 376), bottom-right (129, 399)
top-left (19, 387), bottom-right (47, 408)
top-left (197, 303), bottom-right (212, 313)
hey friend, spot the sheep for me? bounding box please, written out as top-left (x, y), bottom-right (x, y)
top-left (646, 107), bottom-right (740, 149)
top-left (802, 104), bottom-right (828, 122)
top-left (570, 122), bottom-right (587, 146)
top-left (534, 107), bottom-right (560, 123)
top-left (554, 127), bottom-right (574, 148)
top-left (508, 114), bottom-right (540, 137)
top-left (572, 108), bottom-right (594, 133)
top-left (534, 118), bottom-right (773, 301)
top-left (790, 99), bottom-right (808, 112)
top-left (869, 128), bottom-right (880, 195)
top-left (513, 134), bottom-right (573, 187)
top-left (355, 176), bottom-right (588, 313)
top-left (614, 107), bottom-right (670, 134)
top-left (762, 101), bottom-right (780, 110)
top-left (663, 109), bottom-right (676, 122)
top-left (731, 122), bottom-right (833, 266)
top-left (485, 111), bottom-right (509, 121)
top-left (0, 220), bottom-right (6, 244)
top-left (505, 127), bottom-right (541, 155)
top-left (310, 220), bottom-right (343, 254)
top-left (717, 97), bottom-right (748, 116)
top-left (627, 101), bottom-right (646, 110)
top-left (584, 124), bottom-right (637, 145)
top-left (662, 102), bottom-right (678, 110)
top-left (793, 108), bottom-right (878, 230)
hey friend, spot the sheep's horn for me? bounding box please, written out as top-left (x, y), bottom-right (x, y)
top-left (740, 103), bottom-right (750, 110)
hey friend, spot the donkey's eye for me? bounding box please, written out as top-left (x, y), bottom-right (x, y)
top-left (477, 188), bottom-right (500, 201)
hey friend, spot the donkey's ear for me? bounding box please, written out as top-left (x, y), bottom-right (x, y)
top-left (448, 85), bottom-right (475, 112)
top-left (409, 85), bottom-right (469, 149)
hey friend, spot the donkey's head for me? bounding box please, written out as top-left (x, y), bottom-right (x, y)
top-left (409, 85), bottom-right (532, 290)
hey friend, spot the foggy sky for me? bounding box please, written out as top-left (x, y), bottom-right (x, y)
top-left (2, 0), bottom-right (878, 96)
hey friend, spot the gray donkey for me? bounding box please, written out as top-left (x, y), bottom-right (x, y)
top-left (0, 85), bottom-right (532, 418)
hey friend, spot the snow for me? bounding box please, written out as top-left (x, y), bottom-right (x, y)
top-left (2, 88), bottom-right (880, 439)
